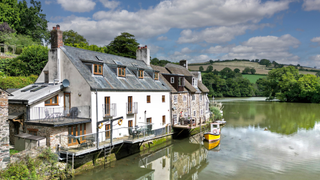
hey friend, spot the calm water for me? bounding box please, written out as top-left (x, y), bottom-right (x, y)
top-left (74, 98), bottom-right (320, 180)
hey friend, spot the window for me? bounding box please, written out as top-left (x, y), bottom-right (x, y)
top-left (94, 64), bottom-right (103, 75)
top-left (193, 111), bottom-right (196, 117)
top-left (170, 77), bottom-right (174, 83)
top-left (162, 158), bottom-right (166, 168)
top-left (173, 115), bottom-right (177, 124)
top-left (118, 67), bottom-right (126, 77)
top-left (183, 95), bottom-right (186, 102)
top-left (105, 124), bottom-right (110, 138)
top-left (128, 96), bottom-right (132, 113)
top-left (192, 94), bottom-right (195, 101)
top-left (174, 95), bottom-right (177, 103)
top-left (200, 95), bottom-right (202, 101)
top-left (128, 120), bottom-right (133, 127)
top-left (162, 115), bottom-right (166, 125)
top-left (45, 95), bottom-right (59, 106)
top-left (147, 95), bottom-right (151, 103)
top-left (105, 97), bottom-right (110, 116)
top-left (44, 71), bottom-right (48, 83)
top-left (154, 72), bottom-right (159, 80)
top-left (68, 123), bottom-right (86, 146)
top-left (192, 78), bottom-right (194, 86)
top-left (138, 70), bottom-right (144, 78)
top-left (178, 77), bottom-right (182, 86)
top-left (162, 95), bottom-right (165, 103)
top-left (147, 118), bottom-right (152, 123)
top-left (201, 109), bottom-right (203, 115)
top-left (28, 128), bottom-right (38, 136)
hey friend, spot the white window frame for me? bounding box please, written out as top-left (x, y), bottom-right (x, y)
top-left (174, 95), bottom-right (178, 104)
top-left (170, 77), bottom-right (174, 83)
top-left (192, 94), bottom-right (195, 101)
top-left (193, 111), bottom-right (196, 117)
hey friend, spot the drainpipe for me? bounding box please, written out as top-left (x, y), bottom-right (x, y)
top-left (96, 89), bottom-right (99, 149)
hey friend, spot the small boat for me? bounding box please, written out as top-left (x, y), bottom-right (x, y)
top-left (203, 139), bottom-right (220, 150)
top-left (204, 123), bottom-right (220, 142)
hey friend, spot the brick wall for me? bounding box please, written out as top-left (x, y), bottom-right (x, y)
top-left (0, 90), bottom-right (10, 169)
top-left (26, 125), bottom-right (68, 151)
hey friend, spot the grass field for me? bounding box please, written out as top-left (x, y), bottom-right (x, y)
top-left (242, 74), bottom-right (267, 83)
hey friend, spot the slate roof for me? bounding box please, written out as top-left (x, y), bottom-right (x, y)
top-left (165, 63), bottom-right (193, 76)
top-left (184, 80), bottom-right (197, 93)
top-left (151, 65), bottom-right (177, 93)
top-left (0, 87), bottom-right (13, 96)
top-left (198, 81), bottom-right (209, 93)
top-left (8, 83), bottom-right (63, 105)
top-left (61, 46), bottom-right (170, 92)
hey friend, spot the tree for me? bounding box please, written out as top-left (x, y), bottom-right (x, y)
top-left (0, 0), bottom-right (20, 30)
top-left (259, 59), bottom-right (271, 67)
top-left (234, 68), bottom-right (240, 73)
top-left (250, 68), bottom-right (256, 74)
top-left (242, 67), bottom-right (250, 74)
top-left (213, 69), bottom-right (219, 75)
top-left (6, 45), bottom-right (48, 76)
top-left (0, 22), bottom-right (15, 33)
top-left (199, 66), bottom-right (204, 71)
top-left (106, 32), bottom-right (139, 59)
top-left (15, 0), bottom-right (48, 43)
top-left (151, 58), bottom-right (160, 65)
top-left (206, 65), bottom-right (213, 72)
top-left (63, 30), bottom-right (88, 45)
top-left (316, 72), bottom-right (320, 77)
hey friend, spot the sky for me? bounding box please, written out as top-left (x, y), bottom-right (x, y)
top-left (40, 0), bottom-right (320, 67)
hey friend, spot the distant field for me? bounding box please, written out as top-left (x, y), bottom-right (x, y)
top-left (242, 74), bottom-right (267, 83)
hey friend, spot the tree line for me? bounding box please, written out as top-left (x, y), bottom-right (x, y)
top-left (202, 67), bottom-right (257, 97)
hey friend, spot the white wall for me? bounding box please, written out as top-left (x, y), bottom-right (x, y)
top-left (91, 91), bottom-right (171, 140)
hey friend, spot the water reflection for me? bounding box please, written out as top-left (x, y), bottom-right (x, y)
top-left (219, 99), bottom-right (320, 135)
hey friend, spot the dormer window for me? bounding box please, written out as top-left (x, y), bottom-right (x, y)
top-left (154, 72), bottom-right (159, 80)
top-left (178, 77), bottom-right (182, 86)
top-left (94, 64), bottom-right (103, 75)
top-left (118, 67), bottom-right (126, 77)
top-left (170, 77), bottom-right (174, 83)
top-left (138, 70), bottom-right (144, 79)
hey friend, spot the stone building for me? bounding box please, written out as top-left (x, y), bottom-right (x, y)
top-left (0, 88), bottom-right (12, 169)
top-left (152, 60), bottom-right (210, 125)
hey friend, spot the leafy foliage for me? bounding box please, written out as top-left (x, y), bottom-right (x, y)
top-left (63, 30), bottom-right (88, 45)
top-left (242, 67), bottom-right (251, 74)
top-left (106, 32), bottom-right (139, 59)
top-left (0, 75), bottom-right (38, 89)
top-left (210, 106), bottom-right (222, 120)
top-left (250, 68), bottom-right (256, 74)
top-left (206, 65), bottom-right (213, 72)
top-left (0, 0), bottom-right (20, 30)
top-left (150, 58), bottom-right (173, 66)
top-left (0, 22), bottom-right (15, 33)
top-left (199, 66), bottom-right (204, 71)
top-left (234, 68), bottom-right (240, 73)
top-left (5, 45), bottom-right (49, 76)
top-left (257, 66), bottom-right (320, 102)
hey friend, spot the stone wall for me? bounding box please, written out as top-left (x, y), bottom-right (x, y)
top-left (0, 90), bottom-right (10, 169)
top-left (26, 125), bottom-right (68, 151)
top-left (171, 92), bottom-right (189, 124)
top-left (8, 104), bottom-right (26, 145)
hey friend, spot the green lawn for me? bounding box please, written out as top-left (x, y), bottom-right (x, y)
top-left (242, 74), bottom-right (267, 83)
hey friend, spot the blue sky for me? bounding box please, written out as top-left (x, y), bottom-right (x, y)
top-left (40, 0), bottom-right (320, 66)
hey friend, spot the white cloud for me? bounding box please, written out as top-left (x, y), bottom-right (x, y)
top-left (157, 36), bottom-right (168, 41)
top-left (57, 0), bottom-right (96, 12)
top-left (51, 0), bottom-right (292, 45)
top-left (311, 37), bottom-right (320, 45)
top-left (310, 55), bottom-right (320, 61)
top-left (181, 47), bottom-right (193, 54)
top-left (177, 25), bottom-right (269, 44)
top-left (45, 0), bottom-right (52, 5)
top-left (99, 0), bottom-right (120, 9)
top-left (303, 0), bottom-right (320, 11)
top-left (204, 34), bottom-right (301, 64)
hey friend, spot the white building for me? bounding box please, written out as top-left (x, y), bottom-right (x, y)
top-left (8, 25), bottom-right (171, 150)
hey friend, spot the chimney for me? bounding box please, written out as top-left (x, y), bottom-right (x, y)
top-left (180, 60), bottom-right (188, 69)
top-left (136, 45), bottom-right (150, 65)
top-left (51, 25), bottom-right (63, 49)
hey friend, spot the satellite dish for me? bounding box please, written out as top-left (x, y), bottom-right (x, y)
top-left (62, 79), bottom-right (70, 88)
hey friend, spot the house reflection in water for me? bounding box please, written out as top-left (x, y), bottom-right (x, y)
top-left (139, 139), bottom-right (208, 180)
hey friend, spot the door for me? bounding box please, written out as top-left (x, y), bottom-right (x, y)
top-left (68, 124), bottom-right (86, 146)
top-left (64, 93), bottom-right (71, 110)
top-left (128, 96), bottom-right (132, 113)
top-left (105, 97), bottom-right (110, 116)
top-left (105, 124), bottom-right (110, 138)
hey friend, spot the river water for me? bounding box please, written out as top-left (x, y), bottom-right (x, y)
top-left (74, 97), bottom-right (320, 180)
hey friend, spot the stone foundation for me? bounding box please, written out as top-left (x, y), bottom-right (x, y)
top-left (26, 125), bottom-right (68, 151)
top-left (0, 89), bottom-right (10, 169)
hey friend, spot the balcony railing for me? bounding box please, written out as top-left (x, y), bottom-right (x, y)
top-left (126, 102), bottom-right (138, 114)
top-left (58, 124), bottom-right (172, 154)
top-left (102, 103), bottom-right (117, 117)
top-left (29, 106), bottom-right (90, 123)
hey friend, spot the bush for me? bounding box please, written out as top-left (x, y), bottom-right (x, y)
top-left (0, 75), bottom-right (38, 89)
top-left (210, 106), bottom-right (222, 120)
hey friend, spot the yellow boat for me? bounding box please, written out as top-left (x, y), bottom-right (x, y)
top-left (203, 139), bottom-right (220, 150)
top-left (204, 123), bottom-right (220, 142)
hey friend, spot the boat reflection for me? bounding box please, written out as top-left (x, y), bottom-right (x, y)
top-left (203, 139), bottom-right (220, 151)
